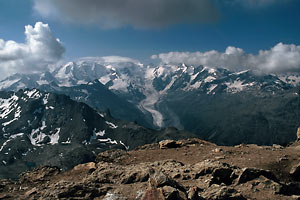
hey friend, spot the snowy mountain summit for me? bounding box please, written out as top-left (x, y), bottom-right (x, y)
top-left (0, 57), bottom-right (300, 147)
top-left (1, 57), bottom-right (298, 95)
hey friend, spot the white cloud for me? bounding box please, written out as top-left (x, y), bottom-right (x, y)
top-left (0, 22), bottom-right (65, 79)
top-left (77, 56), bottom-right (140, 64)
top-left (33, 0), bottom-right (218, 29)
top-left (152, 43), bottom-right (300, 74)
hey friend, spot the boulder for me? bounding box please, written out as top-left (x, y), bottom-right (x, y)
top-left (237, 168), bottom-right (278, 184)
top-left (210, 168), bottom-right (236, 185)
top-left (121, 171), bottom-right (149, 184)
top-left (142, 170), bottom-right (186, 200)
top-left (151, 170), bottom-right (185, 191)
top-left (194, 160), bottom-right (232, 178)
top-left (152, 171), bottom-right (174, 188)
top-left (201, 185), bottom-right (246, 200)
top-left (73, 162), bottom-right (96, 173)
top-left (162, 186), bottom-right (181, 200)
top-left (272, 144), bottom-right (283, 149)
top-left (159, 140), bottom-right (181, 149)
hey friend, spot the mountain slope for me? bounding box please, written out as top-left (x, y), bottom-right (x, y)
top-left (0, 89), bottom-right (194, 179)
top-left (53, 80), bottom-right (153, 128)
top-left (161, 88), bottom-right (300, 145)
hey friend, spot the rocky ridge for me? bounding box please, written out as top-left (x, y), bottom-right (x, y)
top-left (2, 138), bottom-right (300, 200)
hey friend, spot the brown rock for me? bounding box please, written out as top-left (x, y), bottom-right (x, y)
top-left (237, 167), bottom-right (278, 184)
top-left (24, 187), bottom-right (37, 197)
top-left (194, 160), bottom-right (232, 178)
top-left (201, 185), bottom-right (246, 200)
top-left (121, 171), bottom-right (149, 184)
top-left (96, 149), bottom-right (127, 163)
top-left (152, 171), bottom-right (171, 187)
top-left (152, 170), bottom-right (184, 190)
top-left (210, 168), bottom-right (236, 185)
top-left (290, 163), bottom-right (300, 181)
top-left (159, 140), bottom-right (181, 149)
top-left (19, 166), bottom-right (60, 183)
top-left (187, 187), bottom-right (204, 200)
top-left (142, 188), bottom-right (165, 200)
top-left (162, 186), bottom-right (181, 200)
top-left (55, 182), bottom-right (107, 199)
top-left (272, 144), bottom-right (283, 149)
top-left (73, 162), bottom-right (97, 173)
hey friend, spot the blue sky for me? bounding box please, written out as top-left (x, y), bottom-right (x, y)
top-left (0, 0), bottom-right (300, 78)
top-left (0, 0), bottom-right (299, 61)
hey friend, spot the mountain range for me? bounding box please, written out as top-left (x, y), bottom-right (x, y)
top-left (1, 56), bottom-right (300, 146)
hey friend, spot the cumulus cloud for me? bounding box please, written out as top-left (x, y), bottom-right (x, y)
top-left (33, 0), bottom-right (219, 29)
top-left (152, 43), bottom-right (300, 74)
top-left (0, 22), bottom-right (65, 79)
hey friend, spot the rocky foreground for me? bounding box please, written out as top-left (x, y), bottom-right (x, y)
top-left (1, 138), bottom-right (300, 200)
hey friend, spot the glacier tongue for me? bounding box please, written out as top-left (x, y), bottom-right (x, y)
top-left (139, 79), bottom-right (164, 128)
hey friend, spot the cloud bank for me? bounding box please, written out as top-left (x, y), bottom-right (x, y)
top-left (152, 43), bottom-right (300, 74)
top-left (33, 0), bottom-right (218, 29)
top-left (0, 22), bottom-right (65, 79)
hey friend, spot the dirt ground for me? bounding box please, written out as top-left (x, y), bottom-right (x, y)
top-left (1, 138), bottom-right (300, 199)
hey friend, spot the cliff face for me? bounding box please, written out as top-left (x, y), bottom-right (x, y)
top-left (1, 138), bottom-right (300, 200)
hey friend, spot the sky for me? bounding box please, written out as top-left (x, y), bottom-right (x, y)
top-left (0, 0), bottom-right (300, 78)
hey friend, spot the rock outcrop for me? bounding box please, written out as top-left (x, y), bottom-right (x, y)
top-left (1, 138), bottom-right (300, 199)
